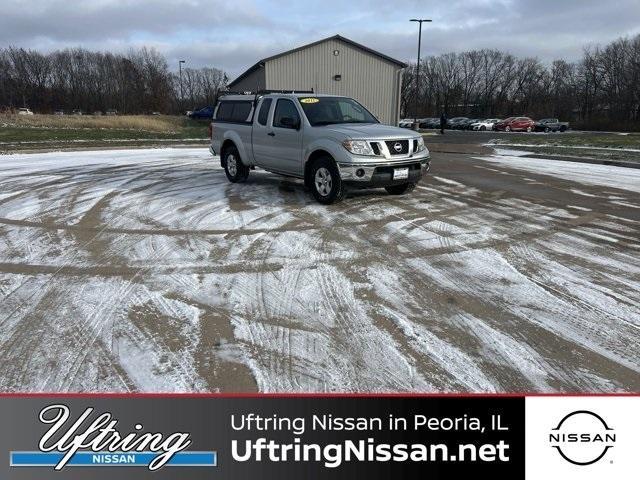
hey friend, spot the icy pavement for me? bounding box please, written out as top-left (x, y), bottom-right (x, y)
top-left (481, 149), bottom-right (640, 193)
top-left (0, 147), bottom-right (638, 392)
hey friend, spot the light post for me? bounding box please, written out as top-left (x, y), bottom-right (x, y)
top-left (410, 18), bottom-right (432, 130)
top-left (179, 60), bottom-right (185, 113)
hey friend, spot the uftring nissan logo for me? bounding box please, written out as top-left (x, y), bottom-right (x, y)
top-left (393, 142), bottom-right (402, 152)
top-left (549, 410), bottom-right (615, 465)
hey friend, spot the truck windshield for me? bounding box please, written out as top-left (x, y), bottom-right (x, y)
top-left (297, 97), bottom-right (379, 126)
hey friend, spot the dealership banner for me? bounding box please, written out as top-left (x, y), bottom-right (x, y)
top-left (0, 395), bottom-right (636, 479)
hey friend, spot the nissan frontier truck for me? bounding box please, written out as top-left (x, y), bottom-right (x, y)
top-left (209, 93), bottom-right (430, 204)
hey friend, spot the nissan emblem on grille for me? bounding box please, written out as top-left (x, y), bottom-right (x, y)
top-left (394, 142), bottom-right (402, 152)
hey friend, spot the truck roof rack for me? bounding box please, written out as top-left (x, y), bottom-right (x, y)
top-left (256, 89), bottom-right (314, 94)
top-left (219, 89), bottom-right (314, 96)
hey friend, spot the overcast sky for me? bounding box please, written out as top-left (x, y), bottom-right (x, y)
top-left (2, 0), bottom-right (639, 78)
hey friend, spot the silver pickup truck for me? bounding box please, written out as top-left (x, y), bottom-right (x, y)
top-left (210, 93), bottom-right (430, 204)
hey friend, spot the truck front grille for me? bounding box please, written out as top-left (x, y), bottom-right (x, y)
top-left (385, 140), bottom-right (409, 155)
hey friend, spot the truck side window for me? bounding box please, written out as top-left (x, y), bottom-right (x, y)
top-left (216, 102), bottom-right (234, 121)
top-left (216, 101), bottom-right (252, 122)
top-left (257, 98), bottom-right (272, 126)
top-left (273, 99), bottom-right (300, 129)
top-left (231, 102), bottom-right (252, 122)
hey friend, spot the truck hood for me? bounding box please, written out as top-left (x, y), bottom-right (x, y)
top-left (321, 123), bottom-right (419, 140)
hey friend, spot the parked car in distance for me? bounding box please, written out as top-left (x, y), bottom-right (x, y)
top-left (494, 116), bottom-right (535, 132)
top-left (17, 108), bottom-right (34, 115)
top-left (54, 110), bottom-right (64, 116)
top-left (418, 118), bottom-right (437, 129)
top-left (189, 106), bottom-right (214, 120)
top-left (534, 118), bottom-right (569, 132)
top-left (471, 118), bottom-right (501, 131)
top-left (93, 111), bottom-right (103, 116)
top-left (72, 109), bottom-right (83, 116)
top-left (105, 109), bottom-right (118, 116)
top-left (447, 117), bottom-right (469, 129)
top-left (460, 118), bottom-right (481, 130)
top-left (151, 111), bottom-right (161, 116)
top-left (494, 117), bottom-right (514, 131)
top-left (398, 118), bottom-right (413, 128)
top-left (210, 93), bottom-right (431, 204)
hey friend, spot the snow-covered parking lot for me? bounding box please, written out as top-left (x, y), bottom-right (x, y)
top-left (0, 147), bottom-right (638, 392)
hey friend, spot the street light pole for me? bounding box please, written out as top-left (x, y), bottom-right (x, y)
top-left (410, 18), bottom-right (432, 130)
top-left (179, 60), bottom-right (185, 113)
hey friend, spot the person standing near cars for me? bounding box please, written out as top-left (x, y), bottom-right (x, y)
top-left (440, 113), bottom-right (447, 134)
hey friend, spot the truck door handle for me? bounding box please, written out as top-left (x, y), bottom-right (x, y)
top-left (267, 132), bottom-right (275, 136)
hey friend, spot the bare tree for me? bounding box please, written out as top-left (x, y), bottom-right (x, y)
top-left (398, 33), bottom-right (640, 130)
top-left (0, 46), bottom-right (228, 114)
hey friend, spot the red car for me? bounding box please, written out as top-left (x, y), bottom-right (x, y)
top-left (494, 116), bottom-right (535, 132)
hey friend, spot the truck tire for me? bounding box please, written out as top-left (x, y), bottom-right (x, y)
top-left (385, 183), bottom-right (416, 195)
top-left (223, 145), bottom-right (249, 183)
top-left (505, 126), bottom-right (511, 132)
top-left (308, 157), bottom-right (345, 204)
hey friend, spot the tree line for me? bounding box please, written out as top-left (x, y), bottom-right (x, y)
top-left (401, 34), bottom-right (640, 130)
top-left (1, 34), bottom-right (639, 129)
top-left (0, 46), bottom-right (228, 114)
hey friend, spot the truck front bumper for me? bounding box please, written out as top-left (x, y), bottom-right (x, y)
top-left (337, 156), bottom-right (430, 186)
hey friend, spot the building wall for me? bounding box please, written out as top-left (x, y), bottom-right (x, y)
top-left (230, 67), bottom-right (265, 94)
top-left (265, 38), bottom-right (403, 125)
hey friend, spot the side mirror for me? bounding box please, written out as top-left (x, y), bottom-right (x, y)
top-left (280, 117), bottom-right (300, 129)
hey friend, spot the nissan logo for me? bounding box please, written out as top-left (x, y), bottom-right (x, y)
top-left (548, 410), bottom-right (616, 466)
top-left (393, 142), bottom-right (402, 152)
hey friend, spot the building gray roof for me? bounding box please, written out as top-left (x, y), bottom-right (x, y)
top-left (228, 34), bottom-right (407, 89)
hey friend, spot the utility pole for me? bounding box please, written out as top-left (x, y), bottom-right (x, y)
top-left (179, 60), bottom-right (185, 113)
top-left (410, 18), bottom-right (432, 130)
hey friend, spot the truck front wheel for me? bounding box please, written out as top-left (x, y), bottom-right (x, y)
top-left (223, 146), bottom-right (249, 183)
top-left (308, 157), bottom-right (345, 204)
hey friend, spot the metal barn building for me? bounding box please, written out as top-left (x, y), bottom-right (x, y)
top-left (228, 35), bottom-right (407, 125)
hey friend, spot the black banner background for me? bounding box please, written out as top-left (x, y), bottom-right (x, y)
top-left (2, 395), bottom-right (524, 479)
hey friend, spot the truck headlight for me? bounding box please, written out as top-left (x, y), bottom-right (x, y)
top-left (342, 140), bottom-right (374, 156)
top-left (415, 136), bottom-right (426, 153)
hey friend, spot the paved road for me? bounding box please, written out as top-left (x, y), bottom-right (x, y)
top-left (0, 147), bottom-right (638, 392)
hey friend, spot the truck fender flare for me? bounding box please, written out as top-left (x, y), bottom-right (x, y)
top-left (304, 149), bottom-right (334, 185)
top-left (304, 139), bottom-right (342, 165)
top-left (220, 131), bottom-right (249, 167)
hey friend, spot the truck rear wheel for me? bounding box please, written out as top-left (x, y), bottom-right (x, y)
top-left (223, 146), bottom-right (249, 183)
top-left (308, 157), bottom-right (345, 204)
top-left (385, 183), bottom-right (416, 195)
